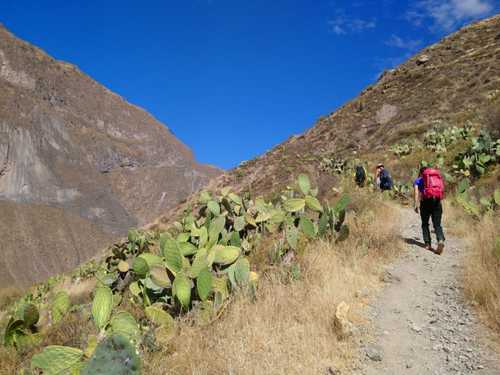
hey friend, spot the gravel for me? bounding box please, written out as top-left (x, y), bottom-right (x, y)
top-left (356, 208), bottom-right (500, 375)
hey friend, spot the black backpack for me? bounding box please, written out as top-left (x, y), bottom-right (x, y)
top-left (355, 166), bottom-right (366, 186)
top-left (380, 169), bottom-right (393, 190)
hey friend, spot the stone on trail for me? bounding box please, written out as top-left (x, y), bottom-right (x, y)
top-left (380, 270), bottom-right (401, 284)
top-left (365, 345), bottom-right (384, 362)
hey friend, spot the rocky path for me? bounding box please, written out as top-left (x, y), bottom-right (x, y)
top-left (356, 207), bottom-right (500, 375)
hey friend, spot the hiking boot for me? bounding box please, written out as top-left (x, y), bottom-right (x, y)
top-left (436, 241), bottom-right (445, 255)
top-left (425, 244), bottom-right (434, 253)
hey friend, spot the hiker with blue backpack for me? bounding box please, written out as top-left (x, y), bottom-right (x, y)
top-left (375, 164), bottom-right (393, 191)
top-left (414, 166), bottom-right (446, 255)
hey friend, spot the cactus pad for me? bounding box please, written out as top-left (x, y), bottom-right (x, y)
top-left (92, 287), bottom-right (113, 331)
top-left (52, 291), bottom-right (71, 324)
top-left (31, 346), bottom-right (83, 375)
top-left (81, 334), bottom-right (140, 375)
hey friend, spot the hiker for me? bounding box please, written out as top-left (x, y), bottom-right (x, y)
top-left (355, 165), bottom-right (366, 187)
top-left (375, 164), bottom-right (393, 191)
top-left (414, 166), bottom-right (446, 254)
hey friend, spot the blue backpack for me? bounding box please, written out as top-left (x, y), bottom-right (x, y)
top-left (380, 169), bottom-right (393, 190)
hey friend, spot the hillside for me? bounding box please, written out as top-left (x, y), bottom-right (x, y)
top-left (0, 25), bottom-right (220, 286)
top-left (193, 15), bottom-right (500, 201)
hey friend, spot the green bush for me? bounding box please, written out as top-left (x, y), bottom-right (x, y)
top-left (390, 143), bottom-right (413, 157)
top-left (453, 130), bottom-right (499, 177)
top-left (424, 123), bottom-right (473, 153)
top-left (320, 156), bottom-right (346, 174)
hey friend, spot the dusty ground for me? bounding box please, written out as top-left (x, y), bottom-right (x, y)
top-left (355, 208), bottom-right (500, 375)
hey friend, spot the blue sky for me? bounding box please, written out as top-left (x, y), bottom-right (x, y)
top-left (1, 1), bottom-right (498, 169)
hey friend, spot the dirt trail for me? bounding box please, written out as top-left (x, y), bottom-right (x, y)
top-left (356, 207), bottom-right (500, 375)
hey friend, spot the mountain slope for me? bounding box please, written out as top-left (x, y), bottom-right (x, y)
top-left (0, 25), bottom-right (220, 286)
top-left (206, 15), bottom-right (500, 199)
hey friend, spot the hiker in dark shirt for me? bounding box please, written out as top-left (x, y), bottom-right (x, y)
top-left (414, 166), bottom-right (446, 254)
top-left (375, 164), bottom-right (393, 191)
top-left (355, 165), bottom-right (366, 187)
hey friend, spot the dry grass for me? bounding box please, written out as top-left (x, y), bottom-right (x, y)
top-left (0, 194), bottom-right (403, 375)
top-left (144, 198), bottom-right (403, 375)
top-left (442, 200), bottom-right (470, 237)
top-left (59, 277), bottom-right (96, 306)
top-left (39, 310), bottom-right (96, 349)
top-left (0, 287), bottom-right (24, 312)
top-left (443, 199), bottom-right (500, 334)
top-left (462, 214), bottom-right (500, 332)
top-left (0, 346), bottom-right (21, 375)
top-left (0, 310), bottom-right (97, 375)
top-left (0, 277), bottom-right (97, 374)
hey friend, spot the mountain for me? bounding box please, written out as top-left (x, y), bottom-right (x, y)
top-left (154, 15), bottom-right (500, 225)
top-left (2, 15), bottom-right (499, 287)
top-left (0, 25), bottom-right (220, 287)
top-left (229, 15), bottom-right (499, 193)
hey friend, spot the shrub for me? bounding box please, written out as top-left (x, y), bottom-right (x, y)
top-left (423, 123), bottom-right (473, 153)
top-left (453, 130), bottom-right (500, 177)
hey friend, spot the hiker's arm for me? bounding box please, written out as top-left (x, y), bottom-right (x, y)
top-left (414, 185), bottom-right (420, 213)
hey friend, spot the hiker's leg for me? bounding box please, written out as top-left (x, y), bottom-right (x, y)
top-left (431, 200), bottom-right (445, 243)
top-left (420, 200), bottom-right (432, 246)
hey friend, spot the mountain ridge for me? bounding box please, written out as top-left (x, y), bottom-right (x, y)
top-left (152, 14), bottom-right (500, 229)
top-left (0, 24), bottom-right (220, 286)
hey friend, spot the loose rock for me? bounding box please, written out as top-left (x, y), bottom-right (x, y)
top-left (380, 270), bottom-right (401, 283)
top-left (416, 54), bottom-right (430, 65)
top-left (334, 301), bottom-right (353, 340)
top-left (365, 345), bottom-right (384, 362)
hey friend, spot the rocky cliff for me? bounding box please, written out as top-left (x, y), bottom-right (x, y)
top-left (0, 25), bottom-right (220, 286)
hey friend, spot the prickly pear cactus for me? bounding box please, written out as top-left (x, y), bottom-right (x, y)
top-left (150, 265), bottom-right (171, 288)
top-left (31, 345), bottom-right (84, 375)
top-left (4, 318), bottom-right (25, 347)
top-left (299, 217), bottom-right (316, 239)
top-left (212, 245), bottom-right (240, 265)
top-left (305, 195), bottom-right (322, 212)
top-left (297, 174), bottom-right (311, 195)
top-left (145, 305), bottom-right (175, 328)
top-left (92, 286), bottom-right (113, 331)
top-left (21, 303), bottom-right (39, 327)
top-left (196, 268), bottom-right (213, 301)
top-left (287, 224), bottom-right (299, 249)
top-left (284, 198), bottom-right (306, 213)
top-left (132, 257), bottom-right (149, 277)
top-left (81, 334), bottom-right (141, 375)
top-left (173, 273), bottom-right (192, 308)
top-left (93, 174), bottom-right (349, 322)
top-left (118, 260), bottom-right (130, 273)
top-left (52, 291), bottom-right (71, 323)
top-left (233, 257), bottom-right (250, 286)
top-left (108, 311), bottom-right (140, 344)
